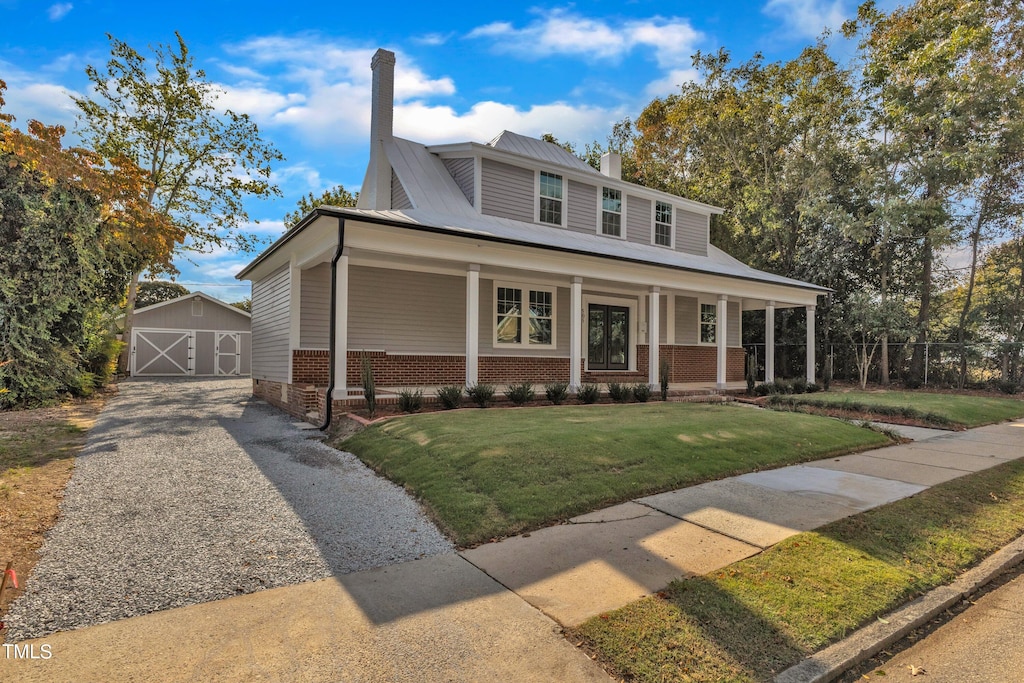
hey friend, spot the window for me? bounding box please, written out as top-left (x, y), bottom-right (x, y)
top-left (655, 201), bottom-right (672, 246)
top-left (700, 303), bottom-right (717, 343)
top-left (192, 298), bottom-right (203, 317)
top-left (539, 172), bottom-right (563, 225)
top-left (495, 284), bottom-right (555, 347)
top-left (601, 187), bottom-right (622, 237)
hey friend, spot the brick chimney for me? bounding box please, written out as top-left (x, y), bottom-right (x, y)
top-left (357, 48), bottom-right (396, 210)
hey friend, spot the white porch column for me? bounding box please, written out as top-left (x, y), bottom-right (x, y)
top-left (287, 255), bottom-right (301, 385)
top-left (765, 300), bottom-right (776, 383)
top-left (466, 264), bottom-right (480, 387)
top-left (648, 286), bottom-right (660, 386)
top-left (332, 247), bottom-right (350, 398)
top-left (806, 304), bottom-right (816, 384)
top-left (716, 294), bottom-right (728, 389)
top-left (570, 277), bottom-right (583, 390)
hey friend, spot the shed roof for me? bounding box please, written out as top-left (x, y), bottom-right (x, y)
top-left (133, 291), bottom-right (251, 318)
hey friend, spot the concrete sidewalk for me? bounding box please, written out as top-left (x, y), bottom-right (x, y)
top-left (2, 419), bottom-right (1020, 681)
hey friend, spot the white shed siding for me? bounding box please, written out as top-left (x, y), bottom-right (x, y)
top-left (677, 209), bottom-right (708, 256)
top-left (626, 195), bottom-right (651, 244)
top-left (478, 279), bottom-right (569, 356)
top-left (348, 266), bottom-right (465, 354)
top-left (480, 158), bottom-right (534, 223)
top-left (567, 180), bottom-right (597, 234)
top-left (251, 264), bottom-right (291, 382)
top-left (443, 158), bottom-right (475, 205)
top-left (391, 169), bottom-right (413, 210)
top-left (300, 263), bottom-right (331, 348)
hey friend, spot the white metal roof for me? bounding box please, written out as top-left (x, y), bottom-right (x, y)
top-left (487, 130), bottom-right (599, 175)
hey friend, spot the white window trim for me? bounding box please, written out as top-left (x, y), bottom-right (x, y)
top-left (652, 200), bottom-right (675, 249)
top-left (596, 187), bottom-right (627, 240)
top-left (581, 294), bottom-right (637, 372)
top-left (697, 299), bottom-right (718, 346)
top-left (493, 280), bottom-right (558, 349)
top-left (694, 295), bottom-right (742, 347)
top-left (535, 170), bottom-right (567, 227)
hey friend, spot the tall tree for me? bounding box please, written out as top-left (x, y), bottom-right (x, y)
top-left (73, 33), bottom-right (283, 370)
top-left (283, 184), bottom-right (358, 228)
top-left (135, 281), bottom-right (190, 309)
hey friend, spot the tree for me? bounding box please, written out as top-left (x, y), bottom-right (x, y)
top-left (135, 281), bottom-right (190, 309)
top-left (283, 184), bottom-right (358, 228)
top-left (73, 33), bottom-right (283, 371)
top-left (230, 298), bottom-right (252, 313)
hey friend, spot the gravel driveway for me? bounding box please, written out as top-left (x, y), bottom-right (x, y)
top-left (5, 378), bottom-right (453, 641)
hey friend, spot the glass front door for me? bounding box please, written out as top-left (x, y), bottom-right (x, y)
top-left (588, 304), bottom-right (629, 370)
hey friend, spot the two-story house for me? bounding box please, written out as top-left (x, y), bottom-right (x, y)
top-left (237, 49), bottom-right (827, 422)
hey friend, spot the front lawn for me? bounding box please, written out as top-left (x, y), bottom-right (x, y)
top-left (573, 456), bottom-right (1024, 682)
top-left (337, 403), bottom-right (889, 546)
top-left (771, 389), bottom-right (1024, 428)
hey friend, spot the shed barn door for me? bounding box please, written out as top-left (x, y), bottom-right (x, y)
top-left (132, 329), bottom-right (194, 376)
top-left (215, 332), bottom-right (241, 376)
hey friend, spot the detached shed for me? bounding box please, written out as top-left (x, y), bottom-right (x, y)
top-left (129, 292), bottom-right (252, 377)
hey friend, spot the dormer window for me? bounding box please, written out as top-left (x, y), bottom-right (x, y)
top-left (539, 171), bottom-right (563, 225)
top-left (601, 187), bottom-right (622, 237)
top-left (655, 201), bottom-right (673, 247)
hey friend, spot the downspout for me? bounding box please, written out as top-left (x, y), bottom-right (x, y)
top-left (320, 215), bottom-right (346, 431)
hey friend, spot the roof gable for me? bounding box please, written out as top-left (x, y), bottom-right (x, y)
top-left (487, 130), bottom-right (598, 175)
top-left (133, 291), bottom-right (251, 318)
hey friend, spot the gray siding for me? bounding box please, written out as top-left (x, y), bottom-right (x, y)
top-left (391, 169), bottom-right (412, 210)
top-left (349, 266), bottom-right (465, 354)
top-left (134, 298), bottom-right (250, 332)
top-left (443, 158), bottom-right (475, 206)
top-left (675, 296), bottom-right (698, 344)
top-left (626, 195), bottom-right (651, 243)
top-left (567, 180), bottom-right (597, 234)
top-left (728, 301), bottom-right (741, 347)
top-left (677, 209), bottom-right (708, 256)
top-left (195, 331), bottom-right (215, 375)
top-left (479, 279), bottom-right (569, 356)
top-left (300, 263), bottom-right (331, 349)
top-left (251, 265), bottom-right (291, 382)
top-left (480, 158), bottom-right (534, 223)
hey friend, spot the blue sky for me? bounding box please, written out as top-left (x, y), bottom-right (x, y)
top-left (1, 0), bottom-right (875, 302)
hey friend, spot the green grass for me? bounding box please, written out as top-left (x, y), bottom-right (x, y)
top-left (775, 389), bottom-right (1024, 428)
top-left (573, 458), bottom-right (1024, 682)
top-left (338, 403), bottom-right (888, 546)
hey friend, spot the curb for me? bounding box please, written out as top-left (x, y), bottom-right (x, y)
top-left (775, 533), bottom-right (1024, 683)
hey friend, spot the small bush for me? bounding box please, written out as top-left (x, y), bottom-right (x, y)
top-left (753, 382), bottom-right (774, 396)
top-left (772, 379), bottom-right (793, 395)
top-left (660, 359), bottom-right (670, 401)
top-left (545, 382), bottom-right (569, 405)
top-left (505, 382), bottom-right (535, 406)
top-left (577, 383), bottom-right (599, 404)
top-left (607, 382), bottom-right (631, 403)
top-left (360, 353), bottom-right (377, 418)
top-left (467, 383), bottom-right (495, 408)
top-left (632, 383), bottom-right (652, 402)
top-left (745, 354), bottom-right (756, 395)
top-left (398, 388), bottom-right (423, 413)
top-left (904, 377), bottom-right (922, 389)
top-left (791, 377), bottom-right (808, 394)
top-left (993, 380), bottom-right (1020, 395)
top-left (806, 382), bottom-right (822, 393)
top-left (437, 385), bottom-right (463, 410)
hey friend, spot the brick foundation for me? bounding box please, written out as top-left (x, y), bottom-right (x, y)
top-left (252, 379), bottom-right (319, 420)
top-left (660, 345), bottom-right (746, 383)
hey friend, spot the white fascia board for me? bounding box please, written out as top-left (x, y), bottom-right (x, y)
top-left (343, 220), bottom-right (821, 306)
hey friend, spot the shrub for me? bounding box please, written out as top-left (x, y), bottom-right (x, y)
top-left (545, 382), bottom-right (569, 405)
top-left (607, 382), bottom-right (631, 403)
top-left (82, 335), bottom-right (124, 385)
top-left (753, 382), bottom-right (774, 397)
top-left (505, 382), bottom-right (535, 406)
top-left (632, 383), bottom-right (652, 402)
top-left (360, 353), bottom-right (376, 418)
top-left (791, 377), bottom-right (808, 394)
top-left (467, 383), bottom-right (495, 408)
top-left (904, 377), bottom-right (922, 389)
top-left (993, 380), bottom-right (1020, 395)
top-left (437, 385), bottom-right (463, 410)
top-left (577, 383), bottom-right (599, 404)
top-left (745, 353), bottom-right (756, 395)
top-left (398, 388), bottom-right (423, 413)
top-left (806, 382), bottom-right (822, 394)
top-left (772, 379), bottom-right (793, 395)
top-left (660, 359), bottom-right (670, 401)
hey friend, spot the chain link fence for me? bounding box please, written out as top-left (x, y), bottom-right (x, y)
top-left (744, 341), bottom-right (1024, 391)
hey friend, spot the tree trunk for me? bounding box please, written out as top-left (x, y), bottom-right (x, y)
top-left (909, 232), bottom-right (933, 382)
top-left (118, 270), bottom-right (143, 374)
top-left (957, 207), bottom-right (985, 389)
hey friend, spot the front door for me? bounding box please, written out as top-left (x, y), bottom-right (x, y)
top-left (588, 304), bottom-right (629, 370)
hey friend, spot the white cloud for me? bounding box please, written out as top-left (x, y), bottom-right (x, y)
top-left (467, 10), bottom-right (702, 67)
top-left (47, 3), bottom-right (72, 21)
top-left (763, 0), bottom-right (851, 39)
top-left (644, 68), bottom-right (701, 97)
top-left (413, 32), bottom-right (455, 47)
top-left (213, 84), bottom-right (305, 119)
